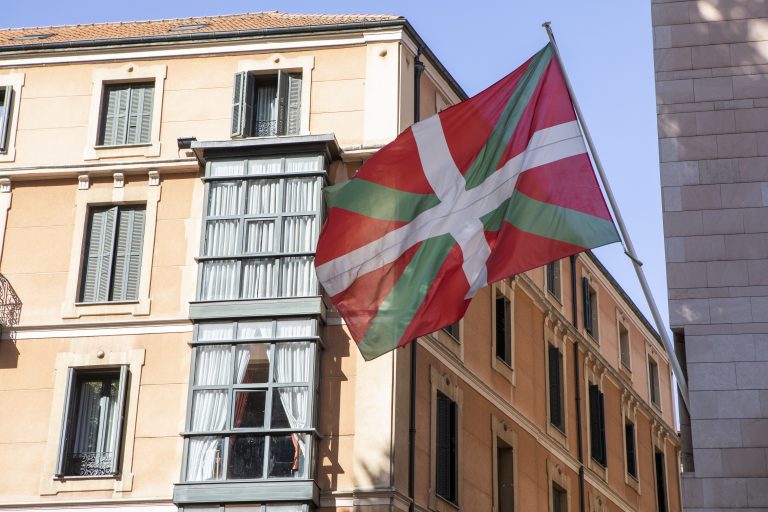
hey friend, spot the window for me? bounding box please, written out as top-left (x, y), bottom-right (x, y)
top-left (548, 344), bottom-right (565, 432)
top-left (184, 318), bottom-right (318, 482)
top-left (435, 391), bottom-right (458, 504)
top-left (546, 260), bottom-right (561, 301)
top-left (619, 322), bottom-right (631, 370)
top-left (497, 438), bottom-right (514, 511)
top-left (79, 205), bottom-right (146, 303)
top-left (582, 277), bottom-right (598, 340)
top-left (232, 71), bottom-right (302, 138)
top-left (98, 82), bottom-right (154, 146)
top-left (654, 450), bottom-right (668, 512)
top-left (443, 322), bottom-right (460, 341)
top-left (625, 421), bottom-right (637, 479)
top-left (56, 366), bottom-right (129, 477)
top-left (495, 290), bottom-right (512, 366)
top-left (0, 85), bottom-right (13, 152)
top-left (199, 156), bottom-right (324, 301)
top-left (649, 358), bottom-right (661, 407)
top-left (588, 383), bottom-right (607, 467)
top-left (552, 483), bottom-right (567, 512)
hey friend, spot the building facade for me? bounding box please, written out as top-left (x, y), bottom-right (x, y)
top-left (0, 12), bottom-right (679, 512)
top-left (652, 1), bottom-right (768, 509)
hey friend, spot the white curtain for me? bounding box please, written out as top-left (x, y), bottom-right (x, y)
top-left (255, 84), bottom-right (278, 122)
top-left (245, 219), bottom-right (275, 253)
top-left (247, 180), bottom-right (279, 215)
top-left (282, 216), bottom-right (315, 252)
top-left (284, 178), bottom-right (318, 213)
top-left (249, 158), bottom-right (282, 175)
top-left (280, 257), bottom-right (316, 297)
top-left (208, 182), bottom-right (241, 216)
top-left (187, 343), bottom-right (232, 481)
top-left (200, 260), bottom-right (239, 300)
top-left (72, 380), bottom-right (119, 468)
top-left (285, 156), bottom-right (322, 174)
top-left (210, 161), bottom-right (245, 177)
top-left (276, 318), bottom-right (314, 338)
top-left (241, 259), bottom-right (276, 298)
top-left (274, 342), bottom-right (312, 477)
top-left (238, 320), bottom-right (273, 339)
top-left (205, 219), bottom-right (239, 256)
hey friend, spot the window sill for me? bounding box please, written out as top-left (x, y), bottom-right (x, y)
top-left (588, 458), bottom-right (607, 481)
top-left (429, 492), bottom-right (460, 512)
top-left (84, 141), bottom-right (160, 160)
top-left (61, 298), bottom-right (150, 319)
top-left (491, 355), bottom-right (515, 386)
top-left (546, 421), bottom-right (568, 449)
top-left (625, 472), bottom-right (640, 493)
top-left (42, 472), bottom-right (133, 494)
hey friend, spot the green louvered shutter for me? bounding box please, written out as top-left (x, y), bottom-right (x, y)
top-left (110, 207), bottom-right (145, 301)
top-left (100, 86), bottom-right (130, 146)
top-left (286, 73), bottom-right (302, 135)
top-left (231, 72), bottom-right (247, 137)
top-left (276, 70), bottom-right (289, 135)
top-left (55, 367), bottom-right (76, 476)
top-left (0, 86), bottom-right (12, 152)
top-left (126, 84), bottom-right (154, 145)
top-left (81, 206), bottom-right (118, 302)
top-left (109, 365), bottom-right (130, 475)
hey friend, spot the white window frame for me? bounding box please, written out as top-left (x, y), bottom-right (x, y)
top-left (84, 63), bottom-right (166, 160)
top-left (0, 72), bottom-right (24, 163)
top-left (491, 279), bottom-right (515, 385)
top-left (39, 348), bottom-right (144, 495)
top-left (429, 365), bottom-right (463, 512)
top-left (61, 173), bottom-right (160, 318)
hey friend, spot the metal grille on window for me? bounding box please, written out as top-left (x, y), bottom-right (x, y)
top-left (200, 157), bottom-right (323, 301)
top-left (185, 318), bottom-right (317, 482)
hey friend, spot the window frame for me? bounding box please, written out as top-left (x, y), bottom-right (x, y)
top-left (196, 155), bottom-right (326, 302)
top-left (648, 355), bottom-right (662, 410)
top-left (587, 380), bottom-right (608, 470)
top-left (181, 318), bottom-right (320, 483)
top-left (231, 70), bottom-right (303, 139)
top-left (546, 459), bottom-right (570, 512)
top-left (435, 390), bottom-right (458, 504)
top-left (0, 72), bottom-right (24, 162)
top-left (429, 366), bottom-right (462, 512)
top-left (97, 81), bottom-right (156, 147)
top-left (547, 343), bottom-right (566, 434)
top-left (491, 416), bottom-right (519, 512)
top-left (546, 259), bottom-right (562, 303)
top-left (621, 399), bottom-right (641, 492)
top-left (491, 280), bottom-right (515, 385)
top-left (617, 315), bottom-right (632, 373)
top-left (653, 447), bottom-right (669, 512)
top-left (582, 276), bottom-right (599, 342)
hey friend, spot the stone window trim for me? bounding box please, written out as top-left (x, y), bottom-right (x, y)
top-left (491, 416), bottom-right (519, 512)
top-left (426, 319), bottom-right (464, 362)
top-left (588, 490), bottom-right (608, 512)
top-left (616, 311), bottom-right (632, 376)
top-left (646, 346), bottom-right (663, 413)
top-left (429, 365), bottom-right (463, 512)
top-left (581, 272), bottom-right (600, 344)
top-left (546, 459), bottom-right (571, 512)
top-left (237, 54), bottom-right (314, 136)
top-left (61, 174), bottom-right (161, 318)
top-left (544, 312), bottom-right (569, 448)
top-left (0, 72), bottom-right (24, 163)
top-left (545, 259), bottom-right (563, 309)
top-left (491, 279), bottom-right (515, 386)
top-left (621, 392), bottom-right (641, 493)
top-left (584, 356), bottom-right (608, 482)
top-left (40, 348), bottom-right (145, 495)
top-left (83, 63), bottom-right (166, 161)
top-left (650, 422), bottom-right (671, 512)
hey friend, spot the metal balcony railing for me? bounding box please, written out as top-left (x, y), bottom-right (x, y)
top-left (0, 273), bottom-right (21, 336)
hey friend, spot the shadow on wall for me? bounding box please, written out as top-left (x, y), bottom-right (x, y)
top-left (0, 340), bottom-right (19, 369)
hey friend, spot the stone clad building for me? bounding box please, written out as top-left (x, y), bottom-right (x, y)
top-left (652, 0), bottom-right (768, 509)
top-left (0, 12), bottom-right (679, 512)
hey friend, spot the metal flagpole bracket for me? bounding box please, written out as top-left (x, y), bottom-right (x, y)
top-left (542, 22), bottom-right (691, 411)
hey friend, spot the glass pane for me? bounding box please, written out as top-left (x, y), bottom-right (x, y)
top-left (210, 161), bottom-right (245, 177)
top-left (285, 156), bottom-right (322, 173)
top-left (283, 178), bottom-right (318, 213)
top-left (268, 434), bottom-right (308, 478)
top-left (208, 182), bottom-right (241, 216)
top-left (190, 390), bottom-right (228, 431)
top-left (228, 435), bottom-right (265, 479)
top-left (248, 158), bottom-right (282, 175)
top-left (68, 374), bottom-right (120, 476)
top-left (244, 219), bottom-right (275, 253)
top-left (246, 180), bottom-right (279, 215)
top-left (276, 318), bottom-right (314, 338)
top-left (197, 323), bottom-right (235, 341)
top-left (238, 320), bottom-right (273, 339)
top-left (280, 256), bottom-right (316, 297)
top-left (270, 387), bottom-right (309, 429)
top-left (273, 342), bottom-right (312, 384)
top-left (186, 436), bottom-right (224, 481)
top-left (282, 216), bottom-right (316, 252)
top-left (205, 219), bottom-right (239, 256)
top-left (235, 344), bottom-right (270, 384)
top-left (241, 259), bottom-right (276, 299)
top-left (194, 345), bottom-right (232, 385)
top-left (233, 390), bottom-right (267, 428)
top-left (201, 260), bottom-right (239, 300)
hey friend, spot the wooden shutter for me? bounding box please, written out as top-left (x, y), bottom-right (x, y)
top-left (231, 72), bottom-right (248, 137)
top-left (625, 422), bottom-right (637, 477)
top-left (548, 345), bottom-right (562, 429)
top-left (126, 84), bottom-right (154, 144)
top-left (588, 384), bottom-right (602, 463)
top-left (598, 390), bottom-right (607, 466)
top-left (582, 277), bottom-right (592, 336)
top-left (495, 296), bottom-right (509, 363)
top-left (55, 367), bottom-right (77, 476)
top-left (100, 85), bottom-right (130, 146)
top-left (436, 392), bottom-right (450, 498)
top-left (110, 207), bottom-right (145, 301)
top-left (276, 70), bottom-right (290, 135)
top-left (109, 365), bottom-right (129, 475)
top-left (286, 73), bottom-right (302, 135)
top-left (655, 451), bottom-right (668, 512)
top-left (0, 86), bottom-right (12, 152)
top-left (448, 398), bottom-right (457, 502)
top-left (81, 207), bottom-right (118, 302)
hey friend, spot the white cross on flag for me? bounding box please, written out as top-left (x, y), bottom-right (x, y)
top-left (315, 44), bottom-right (620, 360)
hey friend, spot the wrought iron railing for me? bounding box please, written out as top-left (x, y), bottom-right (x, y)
top-left (0, 273), bottom-right (20, 336)
top-left (253, 120), bottom-right (278, 137)
top-left (67, 451), bottom-right (113, 476)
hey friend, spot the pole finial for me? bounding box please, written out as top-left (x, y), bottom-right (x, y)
top-left (542, 20), bottom-right (551, 28)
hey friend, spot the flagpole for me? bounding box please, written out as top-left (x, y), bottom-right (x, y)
top-left (542, 22), bottom-right (690, 410)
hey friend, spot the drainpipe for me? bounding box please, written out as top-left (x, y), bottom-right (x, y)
top-left (408, 47), bottom-right (425, 512)
top-left (571, 254), bottom-right (585, 512)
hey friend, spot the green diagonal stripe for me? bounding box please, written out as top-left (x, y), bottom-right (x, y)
top-left (325, 179), bottom-right (440, 222)
top-left (464, 45), bottom-right (554, 190)
top-left (482, 190), bottom-right (620, 248)
top-left (357, 234), bottom-right (455, 360)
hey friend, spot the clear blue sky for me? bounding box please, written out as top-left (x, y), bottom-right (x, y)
top-left (6, 1), bottom-right (668, 327)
